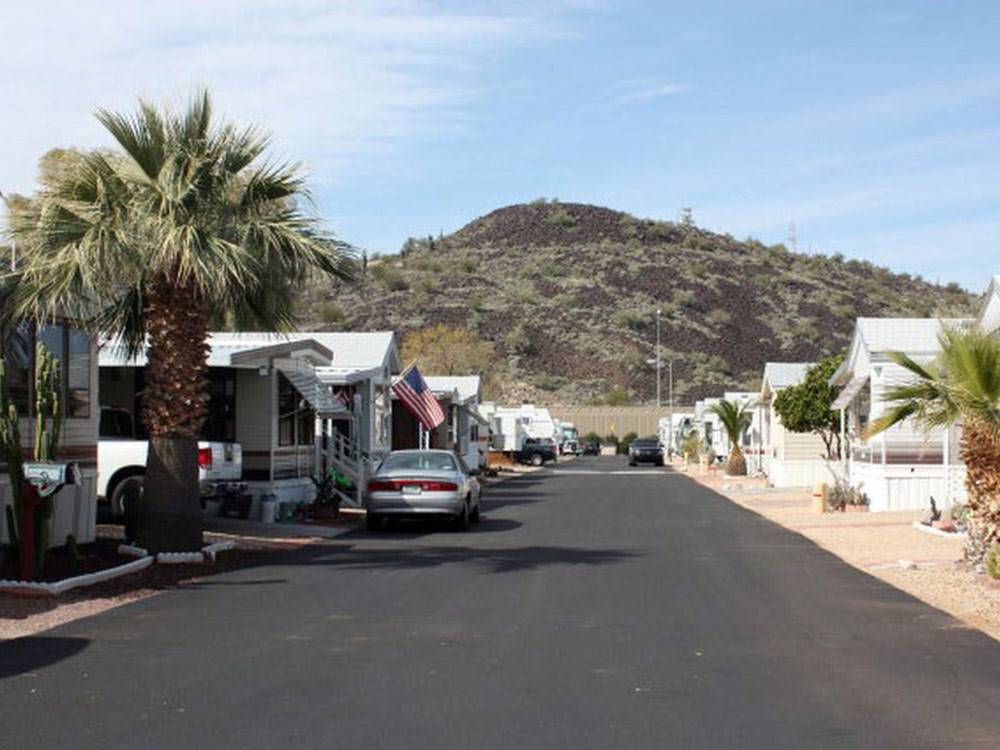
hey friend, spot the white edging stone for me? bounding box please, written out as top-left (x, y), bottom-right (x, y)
top-left (0, 556), bottom-right (154, 596)
top-left (911, 521), bottom-right (966, 539)
top-left (202, 540), bottom-right (236, 562)
top-left (156, 551), bottom-right (205, 564)
top-left (118, 544), bottom-right (149, 558)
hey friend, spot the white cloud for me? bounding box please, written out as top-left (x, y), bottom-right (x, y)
top-left (0, 0), bottom-right (573, 196)
top-left (614, 79), bottom-right (691, 105)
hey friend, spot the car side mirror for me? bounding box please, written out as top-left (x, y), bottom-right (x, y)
top-left (469, 468), bottom-right (482, 477)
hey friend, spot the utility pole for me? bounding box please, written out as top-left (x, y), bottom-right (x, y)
top-left (668, 360), bottom-right (674, 455)
top-left (655, 308), bottom-right (662, 409)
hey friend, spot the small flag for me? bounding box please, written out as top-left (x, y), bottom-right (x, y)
top-left (392, 364), bottom-right (445, 430)
top-left (335, 388), bottom-right (352, 409)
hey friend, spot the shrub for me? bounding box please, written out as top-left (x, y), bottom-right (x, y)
top-left (371, 263), bottom-right (410, 291)
top-left (599, 388), bottom-right (632, 406)
top-left (544, 206), bottom-right (577, 229)
top-left (581, 431), bottom-right (602, 445)
top-left (986, 543), bottom-right (1000, 581)
top-left (317, 301), bottom-right (346, 326)
top-left (603, 434), bottom-right (620, 450)
top-left (614, 309), bottom-right (647, 331)
top-left (504, 324), bottom-right (533, 356)
top-left (619, 431), bottom-right (638, 454)
top-left (459, 258), bottom-right (477, 274)
top-left (681, 431), bottom-right (702, 461)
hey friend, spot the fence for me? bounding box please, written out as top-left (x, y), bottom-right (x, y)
top-left (549, 406), bottom-right (692, 439)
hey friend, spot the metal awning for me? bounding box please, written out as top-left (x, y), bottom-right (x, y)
top-left (316, 365), bottom-right (382, 386)
top-left (230, 339), bottom-right (333, 367)
top-left (277, 362), bottom-right (346, 417)
top-left (832, 374), bottom-right (868, 410)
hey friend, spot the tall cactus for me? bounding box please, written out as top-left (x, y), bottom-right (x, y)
top-left (31, 342), bottom-right (62, 573)
top-left (1, 360), bottom-right (24, 555)
top-left (0, 342), bottom-right (63, 574)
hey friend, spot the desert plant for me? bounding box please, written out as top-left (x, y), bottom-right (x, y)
top-left (317, 302), bottom-right (346, 326)
top-left (0, 342), bottom-right (63, 576)
top-left (603, 434), bottom-right (620, 451)
top-left (708, 399), bottom-right (752, 476)
top-left (681, 431), bottom-right (702, 462)
top-left (865, 325), bottom-right (1000, 564)
top-left (581, 431), bottom-right (601, 445)
top-left (987, 543), bottom-right (1000, 580)
top-left (6, 92), bottom-right (353, 553)
top-left (371, 264), bottom-right (409, 292)
top-left (619, 431), bottom-right (638, 455)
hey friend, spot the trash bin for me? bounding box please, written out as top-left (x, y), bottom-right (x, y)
top-left (261, 495), bottom-right (277, 524)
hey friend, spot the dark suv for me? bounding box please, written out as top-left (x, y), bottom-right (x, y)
top-left (516, 438), bottom-right (558, 466)
top-left (628, 438), bottom-right (664, 467)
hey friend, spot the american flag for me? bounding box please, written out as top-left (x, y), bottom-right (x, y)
top-left (391, 365), bottom-right (445, 430)
top-left (335, 388), bottom-right (352, 409)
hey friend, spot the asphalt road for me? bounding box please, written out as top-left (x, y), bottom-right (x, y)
top-left (3, 456), bottom-right (1000, 748)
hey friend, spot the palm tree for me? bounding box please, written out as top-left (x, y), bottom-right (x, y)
top-left (709, 399), bottom-right (752, 476)
top-left (865, 324), bottom-right (1000, 563)
top-left (5, 92), bottom-right (354, 552)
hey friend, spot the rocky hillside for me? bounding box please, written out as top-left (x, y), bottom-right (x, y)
top-left (300, 201), bottom-right (976, 404)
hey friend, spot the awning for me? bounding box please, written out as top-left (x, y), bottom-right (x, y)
top-left (316, 365), bottom-right (382, 386)
top-left (277, 362), bottom-right (346, 417)
top-left (832, 374), bottom-right (868, 410)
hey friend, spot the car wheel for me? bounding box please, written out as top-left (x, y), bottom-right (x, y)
top-left (530, 453), bottom-right (543, 467)
top-left (456, 500), bottom-right (471, 530)
top-left (110, 475), bottom-right (144, 517)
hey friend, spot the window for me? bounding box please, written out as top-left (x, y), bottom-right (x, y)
top-left (277, 373), bottom-right (314, 447)
top-left (1, 322), bottom-right (91, 420)
top-left (67, 329), bottom-right (91, 418)
top-left (202, 369), bottom-right (236, 441)
top-left (1, 323), bottom-right (31, 415)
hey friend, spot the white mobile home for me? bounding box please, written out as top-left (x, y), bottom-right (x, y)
top-left (100, 331), bottom-right (401, 509)
top-left (2, 320), bottom-right (100, 547)
top-left (830, 318), bottom-right (971, 512)
top-left (423, 376), bottom-right (488, 469)
top-left (759, 362), bottom-right (836, 488)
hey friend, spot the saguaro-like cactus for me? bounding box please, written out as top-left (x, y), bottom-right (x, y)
top-left (0, 342), bottom-right (63, 576)
top-left (31, 342), bottom-right (63, 572)
top-left (1, 360), bottom-right (24, 556)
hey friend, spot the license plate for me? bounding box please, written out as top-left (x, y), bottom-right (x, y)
top-left (402, 484), bottom-right (423, 494)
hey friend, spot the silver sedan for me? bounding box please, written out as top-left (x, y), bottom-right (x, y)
top-left (365, 449), bottom-right (482, 530)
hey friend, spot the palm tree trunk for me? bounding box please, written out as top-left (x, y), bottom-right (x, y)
top-left (727, 446), bottom-right (747, 476)
top-left (958, 420), bottom-right (1000, 564)
top-left (137, 277), bottom-right (211, 553)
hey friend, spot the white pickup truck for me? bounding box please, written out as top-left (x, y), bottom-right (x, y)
top-left (98, 406), bottom-right (246, 515)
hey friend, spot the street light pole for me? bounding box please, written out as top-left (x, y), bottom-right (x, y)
top-left (668, 360), bottom-right (674, 455)
top-left (655, 308), bottom-right (661, 409)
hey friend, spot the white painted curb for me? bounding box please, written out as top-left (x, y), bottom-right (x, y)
top-left (118, 544), bottom-right (149, 558)
top-left (0, 556), bottom-right (154, 596)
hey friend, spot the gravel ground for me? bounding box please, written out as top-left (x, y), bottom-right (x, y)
top-left (0, 528), bottom-right (310, 641)
top-left (686, 466), bottom-right (1000, 643)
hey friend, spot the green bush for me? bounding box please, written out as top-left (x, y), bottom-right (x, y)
top-left (614, 309), bottom-right (647, 331)
top-left (619, 431), bottom-right (638, 454)
top-left (317, 301), bottom-right (346, 326)
top-left (581, 431), bottom-right (602, 445)
top-left (987, 543), bottom-right (1000, 581)
top-left (603, 434), bottom-right (619, 450)
top-left (370, 263), bottom-right (410, 291)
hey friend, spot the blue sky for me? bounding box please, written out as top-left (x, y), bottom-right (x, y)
top-left (3, 1), bottom-right (998, 290)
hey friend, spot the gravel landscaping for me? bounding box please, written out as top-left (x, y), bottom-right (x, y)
top-left (685, 467), bottom-right (1000, 642)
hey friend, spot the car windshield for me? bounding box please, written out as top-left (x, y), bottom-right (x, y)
top-left (633, 439), bottom-right (658, 447)
top-left (380, 452), bottom-right (458, 473)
